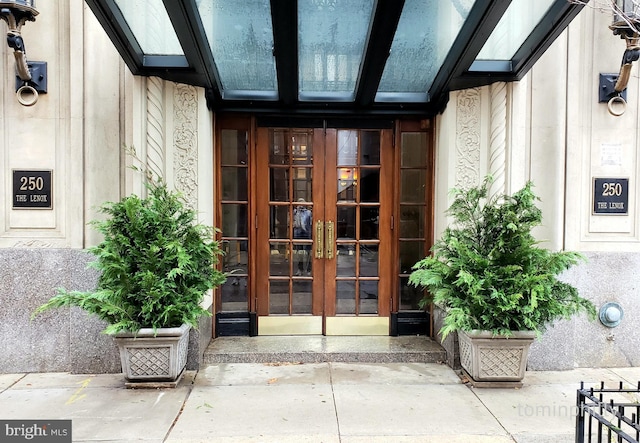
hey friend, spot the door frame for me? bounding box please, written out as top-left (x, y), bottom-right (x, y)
top-left (214, 116), bottom-right (435, 338)
top-left (254, 126), bottom-right (394, 335)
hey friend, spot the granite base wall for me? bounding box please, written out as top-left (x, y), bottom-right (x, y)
top-left (0, 249), bottom-right (212, 374)
top-left (431, 251), bottom-right (640, 371)
top-left (2, 249), bottom-right (638, 372)
top-left (432, 306), bottom-right (460, 370)
top-left (527, 251), bottom-right (640, 370)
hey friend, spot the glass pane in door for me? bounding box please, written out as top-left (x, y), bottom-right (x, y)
top-left (220, 129), bottom-right (249, 314)
top-left (332, 129), bottom-right (381, 316)
top-left (336, 281), bottom-right (356, 314)
top-left (268, 129), bottom-right (314, 315)
top-left (398, 132), bottom-right (430, 313)
top-left (359, 280), bottom-right (378, 314)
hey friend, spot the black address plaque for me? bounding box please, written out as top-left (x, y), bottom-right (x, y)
top-left (13, 170), bottom-right (53, 209)
top-left (593, 177), bottom-right (628, 214)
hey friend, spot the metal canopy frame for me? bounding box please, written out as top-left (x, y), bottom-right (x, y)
top-left (84, 0), bottom-right (586, 117)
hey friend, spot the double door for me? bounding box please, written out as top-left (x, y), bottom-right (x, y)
top-left (255, 127), bottom-right (393, 335)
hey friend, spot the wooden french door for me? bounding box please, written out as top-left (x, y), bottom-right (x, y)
top-left (255, 127), bottom-right (393, 335)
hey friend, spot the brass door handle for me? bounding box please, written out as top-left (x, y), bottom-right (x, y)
top-left (325, 221), bottom-right (334, 259)
top-left (315, 220), bottom-right (324, 259)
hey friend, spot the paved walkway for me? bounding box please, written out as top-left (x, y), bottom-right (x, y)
top-left (2, 363), bottom-right (640, 442)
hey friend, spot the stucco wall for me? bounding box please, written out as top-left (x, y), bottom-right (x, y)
top-left (0, 1), bottom-right (124, 373)
top-left (526, 6), bottom-right (640, 368)
top-left (434, 5), bottom-right (640, 369)
top-left (565, 5), bottom-right (640, 251)
top-left (0, 1), bottom-right (214, 373)
top-left (0, 1), bottom-right (122, 250)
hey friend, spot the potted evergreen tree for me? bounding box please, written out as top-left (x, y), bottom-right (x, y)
top-left (409, 176), bottom-right (595, 385)
top-left (33, 175), bottom-right (225, 385)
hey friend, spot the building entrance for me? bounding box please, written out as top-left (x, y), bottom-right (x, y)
top-left (216, 118), bottom-right (433, 337)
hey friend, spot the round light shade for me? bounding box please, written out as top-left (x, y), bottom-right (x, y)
top-left (599, 302), bottom-right (624, 328)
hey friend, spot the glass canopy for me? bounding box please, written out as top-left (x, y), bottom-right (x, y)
top-left (377, 0), bottom-right (475, 101)
top-left (113, 0), bottom-right (183, 56)
top-left (298, 0), bottom-right (374, 100)
top-left (476, 0), bottom-right (556, 61)
top-left (196, 0), bottom-right (277, 97)
top-left (85, 0), bottom-right (586, 116)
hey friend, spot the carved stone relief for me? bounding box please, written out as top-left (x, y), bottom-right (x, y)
top-left (173, 84), bottom-right (198, 211)
top-left (12, 240), bottom-right (56, 248)
top-left (489, 82), bottom-right (507, 198)
top-left (146, 76), bottom-right (165, 181)
top-left (455, 88), bottom-right (481, 189)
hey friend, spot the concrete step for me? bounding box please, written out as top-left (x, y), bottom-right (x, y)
top-left (203, 335), bottom-right (446, 364)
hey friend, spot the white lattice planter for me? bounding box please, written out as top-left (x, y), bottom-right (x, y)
top-left (114, 324), bottom-right (190, 382)
top-left (458, 330), bottom-right (535, 383)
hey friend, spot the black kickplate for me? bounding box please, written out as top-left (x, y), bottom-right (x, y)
top-left (216, 312), bottom-right (255, 337)
top-left (391, 311), bottom-right (430, 336)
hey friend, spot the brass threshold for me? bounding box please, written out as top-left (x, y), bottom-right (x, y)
top-left (258, 316), bottom-right (322, 335)
top-left (258, 316), bottom-right (390, 336)
top-left (325, 316), bottom-right (389, 335)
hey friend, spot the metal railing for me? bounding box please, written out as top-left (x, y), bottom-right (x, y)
top-left (576, 381), bottom-right (640, 443)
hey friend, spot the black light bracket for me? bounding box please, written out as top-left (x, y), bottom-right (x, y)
top-left (0, 1), bottom-right (46, 106)
top-left (599, 73), bottom-right (627, 103)
top-left (605, 5), bottom-right (640, 116)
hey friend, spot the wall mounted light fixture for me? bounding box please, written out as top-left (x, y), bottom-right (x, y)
top-left (600, 0), bottom-right (640, 116)
top-left (0, 0), bottom-right (46, 106)
top-left (599, 302), bottom-right (624, 328)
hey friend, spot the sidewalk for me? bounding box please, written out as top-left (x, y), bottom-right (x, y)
top-left (1, 363), bottom-right (639, 442)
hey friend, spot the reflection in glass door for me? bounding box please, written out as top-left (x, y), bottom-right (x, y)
top-left (267, 129), bottom-right (317, 321)
top-left (335, 130), bottom-right (381, 316)
top-left (255, 128), bottom-right (323, 334)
